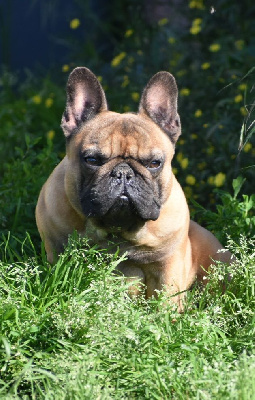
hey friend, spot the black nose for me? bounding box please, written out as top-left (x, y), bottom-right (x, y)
top-left (111, 163), bottom-right (134, 183)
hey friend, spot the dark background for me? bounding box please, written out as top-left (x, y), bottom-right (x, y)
top-left (0, 0), bottom-right (105, 71)
top-left (0, 0), bottom-right (187, 72)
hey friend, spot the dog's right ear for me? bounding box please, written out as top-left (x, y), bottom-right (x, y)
top-left (61, 67), bottom-right (108, 138)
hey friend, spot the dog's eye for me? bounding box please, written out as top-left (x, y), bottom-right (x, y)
top-left (147, 160), bottom-right (161, 169)
top-left (84, 156), bottom-right (102, 166)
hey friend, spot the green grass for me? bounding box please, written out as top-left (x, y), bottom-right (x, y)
top-left (0, 2), bottom-right (255, 397)
top-left (1, 234), bottom-right (254, 399)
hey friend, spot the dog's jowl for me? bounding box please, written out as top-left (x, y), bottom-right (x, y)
top-left (36, 67), bottom-right (232, 311)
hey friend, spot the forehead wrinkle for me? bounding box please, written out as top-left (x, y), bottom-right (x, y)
top-left (121, 117), bottom-right (152, 139)
top-left (108, 130), bottom-right (135, 158)
top-left (123, 135), bottom-right (138, 158)
top-left (108, 119), bottom-right (159, 160)
top-left (109, 129), bottom-right (123, 157)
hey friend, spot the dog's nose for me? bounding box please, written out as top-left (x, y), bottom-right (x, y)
top-left (111, 163), bottom-right (134, 183)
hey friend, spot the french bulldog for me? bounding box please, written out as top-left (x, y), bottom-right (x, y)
top-left (36, 67), bottom-right (232, 310)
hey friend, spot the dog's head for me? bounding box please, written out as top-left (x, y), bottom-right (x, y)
top-left (61, 67), bottom-right (181, 231)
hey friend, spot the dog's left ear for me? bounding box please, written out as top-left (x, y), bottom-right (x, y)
top-left (139, 71), bottom-right (181, 143)
top-left (61, 67), bottom-right (108, 138)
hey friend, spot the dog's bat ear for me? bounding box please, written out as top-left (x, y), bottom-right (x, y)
top-left (61, 67), bottom-right (108, 138)
top-left (139, 71), bottom-right (181, 143)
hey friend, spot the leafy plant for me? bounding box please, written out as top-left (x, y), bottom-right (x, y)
top-left (192, 176), bottom-right (255, 243)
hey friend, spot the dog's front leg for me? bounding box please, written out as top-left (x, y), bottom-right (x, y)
top-left (117, 264), bottom-right (145, 297)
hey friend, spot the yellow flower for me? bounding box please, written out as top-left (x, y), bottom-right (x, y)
top-left (179, 139), bottom-right (186, 145)
top-left (218, 124), bottom-right (224, 129)
top-left (123, 105), bottom-right (130, 112)
top-left (158, 18), bottom-right (168, 26)
top-left (240, 106), bottom-right (248, 116)
top-left (111, 52), bottom-right (126, 67)
top-left (121, 75), bottom-right (129, 88)
top-left (172, 167), bottom-right (178, 175)
top-left (137, 50), bottom-right (143, 56)
top-left (62, 64), bottom-right (70, 72)
top-left (176, 152), bottom-right (183, 163)
top-left (207, 176), bottom-right (215, 185)
top-left (70, 18), bottom-right (80, 29)
top-left (131, 92), bottom-right (140, 102)
top-left (180, 88), bottom-right (190, 96)
top-left (243, 142), bottom-right (252, 152)
top-left (125, 29), bottom-right (133, 38)
top-left (234, 94), bottom-right (243, 103)
top-left (32, 95), bottom-right (42, 104)
top-left (168, 37), bottom-right (176, 44)
top-left (180, 158), bottom-right (189, 169)
top-left (238, 83), bottom-right (247, 91)
top-left (194, 109), bottom-right (202, 117)
top-left (189, 0), bottom-right (204, 9)
top-left (203, 123), bottom-right (209, 128)
top-left (189, 0), bottom-right (197, 7)
top-left (191, 133), bottom-right (198, 139)
top-left (47, 130), bottom-right (55, 140)
top-left (186, 175), bottom-right (196, 185)
top-left (201, 62), bottom-right (210, 70)
top-left (190, 25), bottom-right (201, 35)
top-left (214, 172), bottom-right (226, 187)
top-left (190, 18), bottom-right (202, 35)
top-left (209, 43), bottom-right (221, 52)
top-left (193, 18), bottom-right (202, 25)
top-left (45, 98), bottom-right (53, 108)
top-left (235, 40), bottom-right (245, 50)
top-left (176, 152), bottom-right (189, 170)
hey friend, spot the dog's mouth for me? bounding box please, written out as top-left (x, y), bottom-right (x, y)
top-left (82, 189), bottom-right (152, 231)
top-left (101, 192), bottom-right (141, 230)
top-left (120, 194), bottom-right (128, 201)
top-left (82, 187), bottom-right (161, 227)
top-left (117, 187), bottom-right (137, 206)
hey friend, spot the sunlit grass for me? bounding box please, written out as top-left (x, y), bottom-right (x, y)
top-left (0, 234), bottom-right (254, 399)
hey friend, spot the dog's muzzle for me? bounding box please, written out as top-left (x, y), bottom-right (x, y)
top-left (80, 160), bottom-right (161, 228)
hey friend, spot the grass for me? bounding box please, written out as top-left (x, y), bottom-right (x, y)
top-left (1, 234), bottom-right (255, 399)
top-left (0, 2), bottom-right (255, 397)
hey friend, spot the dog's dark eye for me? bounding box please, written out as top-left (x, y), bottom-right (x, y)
top-left (84, 156), bottom-right (102, 166)
top-left (147, 160), bottom-right (161, 169)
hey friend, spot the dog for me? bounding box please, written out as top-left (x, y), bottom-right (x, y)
top-left (36, 67), bottom-right (232, 311)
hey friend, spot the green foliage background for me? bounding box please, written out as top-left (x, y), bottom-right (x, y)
top-left (0, 1), bottom-right (255, 398)
top-left (0, 0), bottom-right (254, 251)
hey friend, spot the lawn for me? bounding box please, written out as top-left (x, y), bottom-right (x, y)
top-left (0, 234), bottom-right (255, 399)
top-left (1, 0), bottom-right (255, 398)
